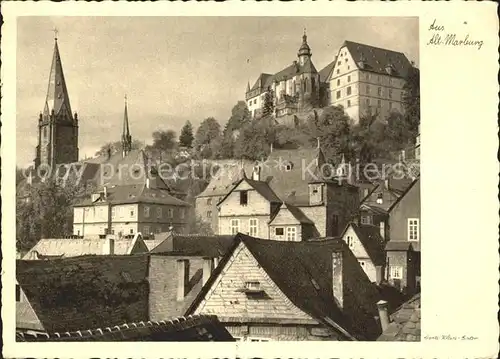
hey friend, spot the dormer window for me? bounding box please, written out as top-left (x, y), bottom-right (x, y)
top-left (376, 193), bottom-right (383, 204)
top-left (245, 281), bottom-right (261, 291)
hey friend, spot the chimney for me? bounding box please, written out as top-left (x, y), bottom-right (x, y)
top-left (401, 150), bottom-right (406, 161)
top-left (103, 186), bottom-right (107, 199)
top-left (379, 221), bottom-right (385, 240)
top-left (176, 259), bottom-right (189, 301)
top-left (332, 252), bottom-right (343, 309)
top-left (384, 179), bottom-right (389, 189)
top-left (270, 143), bottom-right (273, 153)
top-left (103, 237), bottom-right (115, 255)
top-left (252, 165), bottom-right (261, 181)
top-left (146, 177), bottom-right (150, 189)
top-left (202, 257), bottom-right (215, 286)
top-left (377, 300), bottom-right (390, 332)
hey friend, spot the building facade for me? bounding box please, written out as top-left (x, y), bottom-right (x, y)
top-left (35, 36), bottom-right (79, 170)
top-left (327, 41), bottom-right (412, 123)
top-left (245, 31), bottom-right (321, 119)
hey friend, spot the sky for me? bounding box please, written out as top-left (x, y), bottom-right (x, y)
top-left (17, 16), bottom-right (419, 167)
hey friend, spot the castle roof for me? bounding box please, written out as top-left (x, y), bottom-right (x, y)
top-left (43, 38), bottom-right (73, 121)
top-left (342, 40), bottom-right (413, 79)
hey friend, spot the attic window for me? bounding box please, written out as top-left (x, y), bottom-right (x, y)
top-left (240, 191), bottom-right (248, 206)
top-left (245, 281), bottom-right (261, 291)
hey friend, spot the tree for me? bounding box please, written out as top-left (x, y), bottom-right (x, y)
top-left (219, 123), bottom-right (237, 159)
top-left (186, 213), bottom-right (214, 235)
top-left (194, 117), bottom-right (222, 159)
top-left (352, 114), bottom-right (389, 164)
top-left (179, 121), bottom-right (195, 148)
top-left (151, 130), bottom-right (177, 152)
top-left (234, 117), bottom-right (277, 160)
top-left (218, 101), bottom-right (252, 159)
top-left (261, 87), bottom-right (275, 119)
top-left (16, 175), bottom-right (90, 251)
top-left (402, 65), bottom-right (420, 137)
top-left (94, 139), bottom-right (142, 158)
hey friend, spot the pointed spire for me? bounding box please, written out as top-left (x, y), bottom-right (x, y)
top-left (43, 34), bottom-right (73, 121)
top-left (246, 81), bottom-right (250, 93)
top-left (122, 95), bottom-right (132, 157)
top-left (297, 28), bottom-right (312, 63)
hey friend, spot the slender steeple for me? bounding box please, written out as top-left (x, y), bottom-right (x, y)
top-left (35, 30), bottom-right (79, 169)
top-left (43, 29), bottom-right (73, 122)
top-left (122, 95), bottom-right (132, 157)
top-left (297, 28), bottom-right (312, 66)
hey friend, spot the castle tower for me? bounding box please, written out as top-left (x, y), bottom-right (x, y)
top-left (122, 95), bottom-right (132, 157)
top-left (35, 33), bottom-right (79, 169)
top-left (297, 29), bottom-right (312, 66)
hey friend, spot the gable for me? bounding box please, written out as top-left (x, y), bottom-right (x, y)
top-left (342, 226), bottom-right (371, 260)
top-left (329, 45), bottom-right (359, 82)
top-left (16, 288), bottom-right (44, 331)
top-left (269, 207), bottom-right (301, 226)
top-left (219, 180), bottom-right (273, 217)
top-left (193, 242), bottom-right (316, 323)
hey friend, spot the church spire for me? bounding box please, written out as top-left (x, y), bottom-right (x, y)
top-left (297, 28), bottom-right (312, 66)
top-left (122, 95), bottom-right (132, 157)
top-left (43, 30), bottom-right (73, 122)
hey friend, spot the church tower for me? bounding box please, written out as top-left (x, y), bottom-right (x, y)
top-left (35, 33), bottom-right (79, 169)
top-left (122, 96), bottom-right (132, 157)
top-left (297, 29), bottom-right (312, 66)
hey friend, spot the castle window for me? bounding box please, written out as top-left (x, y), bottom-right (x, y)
top-left (378, 87), bottom-right (382, 96)
top-left (337, 79), bottom-right (340, 86)
top-left (389, 89), bottom-right (393, 99)
top-left (347, 100), bottom-right (351, 107)
top-left (43, 127), bottom-right (47, 138)
top-left (366, 85), bottom-right (370, 94)
top-left (207, 210), bottom-right (212, 218)
top-left (336, 91), bottom-right (341, 99)
top-left (366, 98), bottom-right (370, 105)
top-left (347, 86), bottom-right (352, 95)
top-left (144, 206), bottom-right (150, 217)
top-left (347, 75), bottom-right (351, 82)
top-left (389, 102), bottom-right (393, 109)
top-left (168, 208), bottom-right (174, 218)
top-left (378, 100), bottom-right (382, 107)
top-left (156, 207), bottom-right (162, 219)
top-left (144, 225), bottom-right (150, 235)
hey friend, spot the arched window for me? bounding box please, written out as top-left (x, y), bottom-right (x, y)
top-left (311, 77), bottom-right (316, 92)
top-left (43, 127), bottom-right (47, 138)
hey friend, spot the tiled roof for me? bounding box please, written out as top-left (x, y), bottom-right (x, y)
top-left (23, 235), bottom-right (147, 259)
top-left (197, 160), bottom-right (256, 198)
top-left (143, 232), bottom-right (171, 251)
top-left (262, 147), bottom-right (324, 205)
top-left (150, 234), bottom-right (236, 257)
top-left (16, 255), bottom-right (150, 333)
top-left (384, 241), bottom-right (416, 251)
top-left (360, 204), bottom-right (388, 216)
top-left (74, 183), bottom-right (190, 207)
top-left (188, 234), bottom-right (382, 340)
top-left (388, 177), bottom-right (420, 213)
top-left (249, 73), bottom-right (273, 92)
top-left (318, 59), bottom-right (336, 83)
top-left (241, 177), bottom-right (282, 203)
top-left (343, 40), bottom-right (413, 79)
top-left (377, 294), bottom-right (421, 341)
top-left (16, 315), bottom-right (234, 342)
top-left (270, 203), bottom-right (314, 225)
top-left (349, 223), bottom-right (386, 265)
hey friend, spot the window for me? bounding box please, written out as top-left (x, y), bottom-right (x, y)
top-left (337, 69), bottom-right (340, 74)
top-left (408, 218), bottom-right (420, 241)
top-left (346, 86), bottom-right (352, 95)
top-left (275, 227), bottom-right (284, 236)
top-left (361, 215), bottom-right (373, 225)
top-left (156, 227), bottom-right (161, 234)
top-left (347, 99), bottom-right (351, 107)
top-left (207, 198), bottom-right (212, 205)
top-left (345, 58), bottom-right (348, 63)
top-left (207, 210), bottom-right (212, 218)
top-left (401, 92), bottom-right (404, 101)
top-left (390, 266), bottom-right (403, 279)
top-left (245, 281), bottom-right (261, 291)
top-left (347, 65), bottom-right (350, 70)
top-left (240, 191), bottom-right (248, 205)
top-left (347, 75), bottom-right (351, 82)
top-left (337, 79), bottom-right (340, 86)
top-left (389, 102), bottom-right (393, 110)
top-left (144, 206), bottom-right (150, 217)
top-left (337, 61), bottom-right (341, 66)
top-left (336, 90), bottom-right (341, 99)
top-left (378, 99), bottom-right (382, 107)
top-left (346, 235), bottom-right (354, 248)
top-left (286, 227), bottom-right (297, 241)
top-left (366, 85), bottom-right (370, 94)
top-left (378, 87), bottom-right (381, 96)
top-left (180, 208), bottom-right (185, 219)
top-left (143, 225), bottom-right (150, 235)
top-left (156, 207), bottom-right (162, 219)
top-left (130, 228), bottom-right (134, 234)
top-left (285, 163), bottom-right (293, 171)
top-left (366, 98), bottom-right (370, 105)
top-left (359, 260), bottom-right (366, 267)
top-left (168, 208), bottom-right (174, 218)
top-left (249, 218), bottom-right (258, 237)
top-left (388, 89), bottom-right (393, 99)
top-left (111, 207), bottom-right (116, 218)
top-left (16, 285), bottom-right (21, 302)
top-left (230, 219), bottom-right (240, 234)
top-left (130, 209), bottom-right (135, 217)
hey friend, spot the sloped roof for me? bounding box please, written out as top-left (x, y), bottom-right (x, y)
top-left (150, 234), bottom-right (236, 257)
top-left (197, 160), bottom-right (256, 198)
top-left (262, 147), bottom-right (323, 205)
top-left (388, 177), bottom-right (420, 213)
top-left (217, 176), bottom-right (282, 207)
top-left (249, 73), bottom-right (273, 92)
top-left (349, 223), bottom-right (386, 265)
top-left (360, 204), bottom-right (388, 216)
top-left (385, 241), bottom-right (416, 251)
top-left (16, 315), bottom-right (234, 342)
top-left (318, 59), bottom-right (336, 83)
top-left (343, 40), bottom-right (413, 79)
top-left (270, 203), bottom-right (314, 225)
top-left (188, 234), bottom-right (382, 340)
top-left (377, 294), bottom-right (421, 341)
top-left (144, 231), bottom-right (171, 251)
top-left (16, 255), bottom-right (150, 333)
top-left (23, 236), bottom-right (147, 259)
